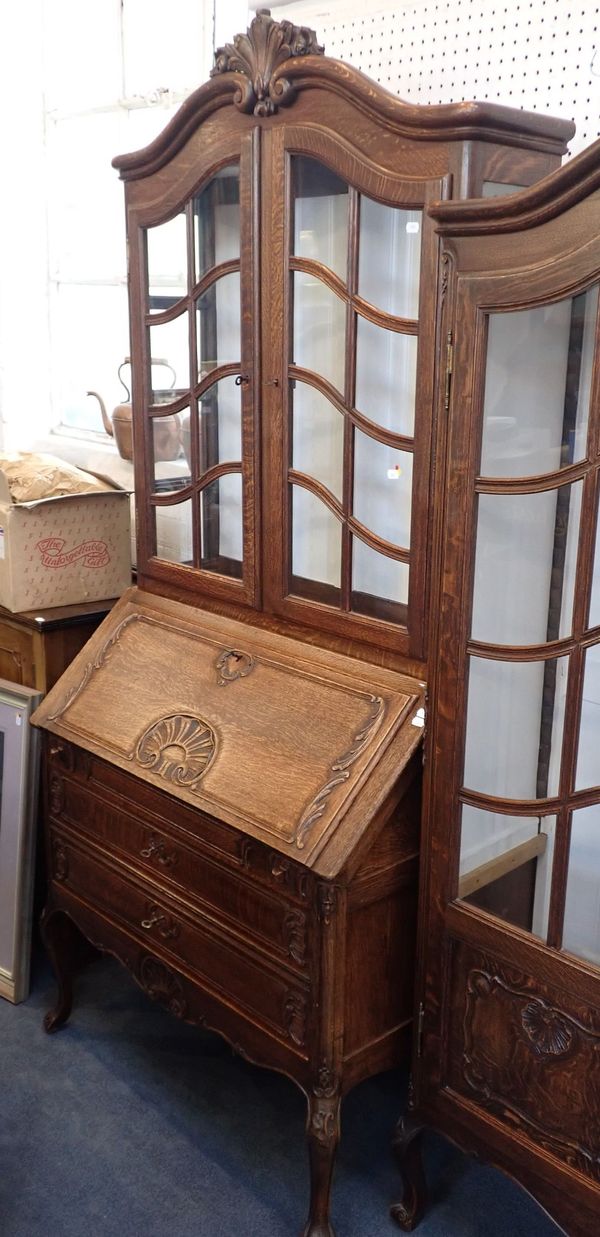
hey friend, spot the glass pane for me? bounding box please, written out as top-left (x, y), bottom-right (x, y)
top-left (463, 655), bottom-right (569, 800)
top-left (151, 407), bottom-right (186, 488)
top-left (180, 377), bottom-right (242, 478)
top-left (292, 156), bottom-right (348, 283)
top-left (355, 318), bottom-right (417, 436)
top-left (196, 272), bottom-right (240, 378)
top-left (358, 199), bottom-right (421, 318)
top-left (353, 432), bottom-right (412, 548)
top-left (293, 273), bottom-right (345, 392)
top-left (576, 642), bottom-right (600, 791)
top-left (459, 805), bottom-right (555, 938)
top-left (194, 165), bottom-right (240, 282)
top-left (590, 510), bottom-right (600, 630)
top-left (481, 182), bottom-right (526, 197)
top-left (200, 472), bottom-right (243, 578)
top-left (292, 382), bottom-right (344, 502)
top-left (52, 284), bottom-right (130, 433)
top-left (148, 316), bottom-right (190, 398)
top-left (480, 287), bottom-right (598, 477)
top-left (351, 539), bottom-right (409, 620)
top-left (147, 210), bottom-right (187, 311)
top-left (563, 803), bottom-right (600, 964)
top-left (155, 499), bottom-right (193, 565)
top-left (471, 482), bottom-right (583, 645)
top-left (291, 486), bottom-right (341, 597)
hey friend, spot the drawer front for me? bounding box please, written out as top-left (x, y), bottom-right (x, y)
top-left (47, 740), bottom-right (311, 898)
top-left (50, 774), bottom-right (312, 973)
top-left (50, 827), bottom-right (312, 1056)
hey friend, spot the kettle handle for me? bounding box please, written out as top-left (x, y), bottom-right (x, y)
top-left (118, 356), bottom-right (176, 401)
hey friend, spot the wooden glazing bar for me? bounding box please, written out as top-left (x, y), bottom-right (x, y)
top-left (150, 462), bottom-right (242, 506)
top-left (289, 257), bottom-right (420, 334)
top-left (147, 258), bottom-right (241, 326)
top-left (537, 295), bottom-right (587, 796)
top-left (289, 366), bottom-right (415, 450)
top-left (341, 186), bottom-right (359, 612)
top-left (475, 458), bottom-right (589, 493)
top-left (186, 199), bottom-right (202, 566)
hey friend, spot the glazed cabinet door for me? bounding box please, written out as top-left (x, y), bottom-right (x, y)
top-left (127, 126), bottom-right (260, 607)
top-left (261, 126), bottom-right (446, 659)
top-left (412, 192), bottom-right (600, 1233)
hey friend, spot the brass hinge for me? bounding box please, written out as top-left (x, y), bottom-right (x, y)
top-left (444, 329), bottom-right (453, 412)
top-left (417, 1001), bottom-right (425, 1058)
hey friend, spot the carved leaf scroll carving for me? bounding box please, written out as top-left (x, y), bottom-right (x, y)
top-left (211, 8), bottom-right (323, 117)
top-left (46, 612), bottom-right (141, 721)
top-left (134, 714), bottom-right (216, 789)
top-left (284, 990), bottom-right (307, 1046)
top-left (296, 694), bottom-right (385, 847)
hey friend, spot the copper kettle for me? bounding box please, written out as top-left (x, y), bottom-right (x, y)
top-left (87, 358), bottom-right (182, 463)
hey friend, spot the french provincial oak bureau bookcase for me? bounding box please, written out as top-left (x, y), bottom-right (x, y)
top-left (31, 12), bottom-right (573, 1236)
top-left (392, 141), bottom-right (600, 1237)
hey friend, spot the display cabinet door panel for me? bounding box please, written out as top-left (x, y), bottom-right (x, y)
top-left (127, 122), bottom-right (260, 608)
top-left (410, 171), bottom-right (600, 1236)
top-left (261, 123), bottom-right (447, 660)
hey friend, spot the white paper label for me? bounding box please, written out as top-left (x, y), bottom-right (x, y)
top-left (406, 221), bottom-right (420, 234)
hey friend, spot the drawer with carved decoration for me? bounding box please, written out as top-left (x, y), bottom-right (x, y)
top-left (48, 754), bottom-right (313, 975)
top-left (49, 824), bottom-right (314, 1058)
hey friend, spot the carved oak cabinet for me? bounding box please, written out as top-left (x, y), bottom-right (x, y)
top-left (31, 11), bottom-right (574, 1236)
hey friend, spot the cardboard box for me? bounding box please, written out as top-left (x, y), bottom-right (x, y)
top-left (0, 458), bottom-right (131, 613)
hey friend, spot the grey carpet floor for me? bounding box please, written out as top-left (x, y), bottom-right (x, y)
top-left (0, 952), bottom-right (563, 1236)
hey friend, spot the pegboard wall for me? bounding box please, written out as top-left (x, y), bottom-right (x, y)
top-left (294, 0), bottom-right (600, 156)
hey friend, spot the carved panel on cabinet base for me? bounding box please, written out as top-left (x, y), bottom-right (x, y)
top-left (447, 942), bottom-right (600, 1184)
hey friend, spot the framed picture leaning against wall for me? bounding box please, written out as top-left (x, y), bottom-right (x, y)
top-left (0, 681), bottom-right (42, 1004)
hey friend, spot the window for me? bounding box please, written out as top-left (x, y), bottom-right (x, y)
top-left (42, 0), bottom-right (212, 438)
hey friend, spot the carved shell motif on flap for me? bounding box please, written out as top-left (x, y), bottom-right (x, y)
top-left (134, 714), bottom-right (216, 790)
top-left (211, 8), bottom-right (324, 117)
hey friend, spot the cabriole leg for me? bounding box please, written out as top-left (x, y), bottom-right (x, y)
top-left (302, 1090), bottom-right (341, 1237)
top-left (390, 1115), bottom-right (427, 1231)
top-left (40, 908), bottom-right (85, 1033)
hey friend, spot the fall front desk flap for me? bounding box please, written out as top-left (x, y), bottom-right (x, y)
top-left (32, 587), bottom-right (425, 875)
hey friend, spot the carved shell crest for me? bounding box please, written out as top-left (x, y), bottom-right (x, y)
top-left (521, 1000), bottom-right (574, 1058)
top-left (135, 714), bottom-right (216, 789)
top-left (211, 8), bottom-right (323, 117)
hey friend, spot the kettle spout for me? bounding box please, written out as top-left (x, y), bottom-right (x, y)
top-left (86, 390), bottom-right (114, 438)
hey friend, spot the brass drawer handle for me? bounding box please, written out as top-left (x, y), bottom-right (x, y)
top-left (140, 903), bottom-right (180, 941)
top-left (140, 834), bottom-right (178, 868)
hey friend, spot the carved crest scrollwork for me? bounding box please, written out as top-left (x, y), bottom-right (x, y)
top-left (48, 774), bottom-right (64, 817)
top-left (138, 955), bottom-right (187, 1019)
top-left (314, 1060), bottom-right (337, 1099)
top-left (51, 839), bottom-right (69, 883)
top-left (284, 908), bottom-right (307, 966)
top-left (215, 648), bottom-right (255, 687)
top-left (283, 990), bottom-right (307, 1046)
top-left (211, 8), bottom-right (324, 117)
top-left (317, 883), bottom-right (336, 927)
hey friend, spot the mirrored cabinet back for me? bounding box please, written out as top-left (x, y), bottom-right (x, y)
top-left (31, 11), bottom-right (578, 1237)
